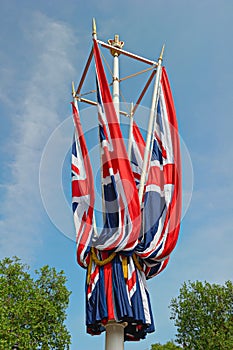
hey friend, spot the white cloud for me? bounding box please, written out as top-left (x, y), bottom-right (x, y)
top-left (0, 12), bottom-right (77, 262)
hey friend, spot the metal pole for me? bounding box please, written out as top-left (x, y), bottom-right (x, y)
top-left (112, 52), bottom-right (120, 118)
top-left (128, 103), bottom-right (134, 159)
top-left (138, 45), bottom-right (165, 206)
top-left (104, 31), bottom-right (126, 350)
top-left (108, 35), bottom-right (124, 120)
top-left (105, 322), bottom-right (126, 350)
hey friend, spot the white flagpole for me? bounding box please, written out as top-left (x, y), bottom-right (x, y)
top-left (92, 19), bottom-right (127, 350)
top-left (112, 44), bottom-right (120, 119)
top-left (108, 34), bottom-right (124, 121)
top-left (103, 26), bottom-right (127, 350)
top-left (105, 322), bottom-right (126, 350)
top-left (127, 102), bottom-right (134, 159)
top-left (138, 45), bottom-right (165, 206)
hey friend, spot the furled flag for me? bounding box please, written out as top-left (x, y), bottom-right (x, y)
top-left (130, 120), bottom-right (170, 279)
top-left (71, 102), bottom-right (95, 268)
top-left (92, 39), bottom-right (141, 252)
top-left (130, 67), bottom-right (182, 279)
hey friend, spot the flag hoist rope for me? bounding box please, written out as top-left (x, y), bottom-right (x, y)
top-left (87, 248), bottom-right (142, 284)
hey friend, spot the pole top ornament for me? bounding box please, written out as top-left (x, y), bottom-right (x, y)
top-left (108, 35), bottom-right (124, 56)
top-left (159, 44), bottom-right (165, 62)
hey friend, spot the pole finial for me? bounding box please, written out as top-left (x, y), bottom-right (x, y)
top-left (159, 44), bottom-right (165, 62)
top-left (92, 18), bottom-right (97, 38)
top-left (108, 34), bottom-right (124, 56)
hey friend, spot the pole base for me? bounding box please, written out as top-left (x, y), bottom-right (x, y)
top-left (105, 321), bottom-right (127, 350)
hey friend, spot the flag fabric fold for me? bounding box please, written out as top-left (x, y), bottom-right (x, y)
top-left (92, 39), bottom-right (141, 252)
top-left (86, 252), bottom-right (154, 341)
top-left (71, 102), bottom-right (95, 268)
top-left (130, 67), bottom-right (181, 279)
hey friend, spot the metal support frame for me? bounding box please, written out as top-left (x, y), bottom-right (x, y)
top-left (76, 48), bottom-right (93, 95)
top-left (98, 39), bottom-right (157, 66)
top-left (73, 19), bottom-right (159, 116)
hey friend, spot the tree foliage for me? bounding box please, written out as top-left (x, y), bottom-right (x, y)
top-left (151, 340), bottom-right (182, 349)
top-left (0, 257), bottom-right (71, 349)
top-left (170, 280), bottom-right (233, 349)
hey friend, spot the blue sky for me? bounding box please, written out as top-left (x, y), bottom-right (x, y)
top-left (0, 0), bottom-right (232, 349)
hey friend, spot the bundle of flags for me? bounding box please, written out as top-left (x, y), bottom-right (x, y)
top-left (71, 39), bottom-right (181, 341)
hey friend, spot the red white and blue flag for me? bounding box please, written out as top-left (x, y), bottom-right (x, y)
top-left (131, 67), bottom-right (181, 278)
top-left (92, 39), bottom-right (141, 252)
top-left (71, 102), bottom-right (95, 268)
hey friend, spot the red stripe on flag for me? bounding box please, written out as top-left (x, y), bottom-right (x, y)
top-left (87, 264), bottom-right (99, 297)
top-left (127, 269), bottom-right (136, 292)
top-left (154, 131), bottom-right (167, 159)
top-left (102, 252), bottom-right (115, 320)
top-left (71, 163), bottom-right (80, 175)
top-left (72, 179), bottom-right (91, 197)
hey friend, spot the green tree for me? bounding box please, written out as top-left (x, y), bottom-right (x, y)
top-left (151, 340), bottom-right (182, 349)
top-left (0, 257), bottom-right (71, 349)
top-left (170, 280), bottom-right (233, 349)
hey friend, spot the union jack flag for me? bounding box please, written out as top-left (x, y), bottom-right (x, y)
top-left (92, 39), bottom-right (141, 252)
top-left (131, 68), bottom-right (182, 278)
top-left (71, 102), bottom-right (95, 267)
